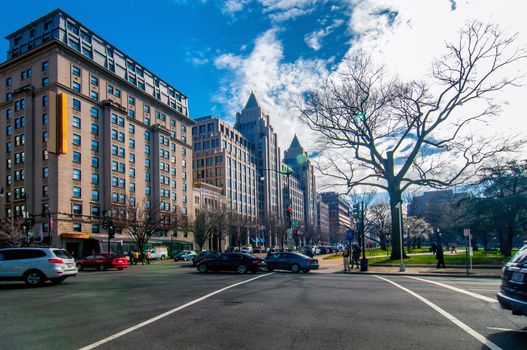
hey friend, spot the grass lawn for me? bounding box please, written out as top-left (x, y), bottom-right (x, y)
top-left (324, 249), bottom-right (513, 265)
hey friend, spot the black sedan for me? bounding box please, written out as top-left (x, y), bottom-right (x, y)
top-left (265, 252), bottom-right (319, 273)
top-left (497, 243), bottom-right (527, 316)
top-left (192, 250), bottom-right (221, 266)
top-left (197, 253), bottom-right (267, 274)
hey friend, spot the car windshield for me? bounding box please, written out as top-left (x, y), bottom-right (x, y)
top-left (510, 245), bottom-right (527, 266)
top-left (53, 249), bottom-right (74, 259)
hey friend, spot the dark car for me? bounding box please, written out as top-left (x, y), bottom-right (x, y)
top-left (76, 253), bottom-right (129, 271)
top-left (192, 250), bottom-right (221, 266)
top-left (265, 252), bottom-right (319, 273)
top-left (497, 244), bottom-right (527, 316)
top-left (197, 253), bottom-right (267, 274)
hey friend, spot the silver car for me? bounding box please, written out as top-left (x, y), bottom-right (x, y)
top-left (0, 247), bottom-right (78, 286)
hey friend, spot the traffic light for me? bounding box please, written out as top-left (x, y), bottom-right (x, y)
top-left (26, 217), bottom-right (34, 229)
top-left (108, 224), bottom-right (115, 239)
top-left (292, 229), bottom-right (298, 237)
top-left (352, 203), bottom-right (360, 219)
top-left (287, 206), bottom-right (292, 218)
top-left (102, 217), bottom-right (109, 230)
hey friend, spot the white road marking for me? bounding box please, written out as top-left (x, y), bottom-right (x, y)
top-left (406, 276), bottom-right (498, 303)
top-left (78, 273), bottom-right (274, 350)
top-left (375, 276), bottom-right (503, 350)
top-left (487, 327), bottom-right (527, 333)
top-left (468, 289), bottom-right (500, 292)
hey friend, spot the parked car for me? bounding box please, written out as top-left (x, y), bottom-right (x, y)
top-left (197, 253), bottom-right (267, 274)
top-left (76, 253), bottom-right (129, 271)
top-left (192, 250), bottom-right (221, 266)
top-left (0, 247), bottom-right (77, 286)
top-left (497, 243), bottom-right (527, 316)
top-left (241, 246), bottom-right (253, 254)
top-left (173, 250), bottom-right (190, 261)
top-left (175, 250), bottom-right (197, 261)
top-left (265, 252), bottom-right (319, 273)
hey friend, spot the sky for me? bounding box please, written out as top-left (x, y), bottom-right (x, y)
top-left (2, 1), bottom-right (527, 185)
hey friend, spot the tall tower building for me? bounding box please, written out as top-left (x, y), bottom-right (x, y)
top-left (235, 92), bottom-right (283, 237)
top-left (283, 135), bottom-right (318, 235)
top-left (0, 9), bottom-right (194, 254)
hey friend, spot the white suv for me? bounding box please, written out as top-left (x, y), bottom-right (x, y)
top-left (0, 247), bottom-right (78, 286)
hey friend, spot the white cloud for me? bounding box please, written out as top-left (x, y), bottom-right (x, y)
top-left (220, 0), bottom-right (322, 21)
top-left (221, 0), bottom-right (252, 14)
top-left (304, 18), bottom-right (344, 50)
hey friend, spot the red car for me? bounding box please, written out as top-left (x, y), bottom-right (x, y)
top-left (76, 253), bottom-right (129, 271)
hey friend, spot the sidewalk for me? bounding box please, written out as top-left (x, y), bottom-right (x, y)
top-left (316, 254), bottom-right (502, 278)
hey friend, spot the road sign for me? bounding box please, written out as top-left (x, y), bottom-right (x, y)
top-left (346, 229), bottom-right (355, 240)
top-left (286, 228), bottom-right (292, 239)
top-left (292, 221), bottom-right (299, 227)
top-left (463, 228), bottom-right (470, 237)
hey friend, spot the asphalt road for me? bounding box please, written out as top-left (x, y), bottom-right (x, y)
top-left (1, 263), bottom-right (526, 350)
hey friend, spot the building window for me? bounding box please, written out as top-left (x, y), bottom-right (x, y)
top-left (90, 107), bottom-right (99, 118)
top-left (42, 167), bottom-right (48, 178)
top-left (91, 140), bottom-right (99, 151)
top-left (73, 169), bottom-right (81, 180)
top-left (42, 95), bottom-right (48, 107)
top-left (91, 206), bottom-right (100, 216)
top-left (90, 75), bottom-right (98, 86)
top-left (128, 96), bottom-right (135, 105)
top-left (128, 110), bottom-right (135, 118)
top-left (91, 123), bottom-right (99, 135)
top-left (42, 77), bottom-right (49, 87)
top-left (72, 116), bottom-right (81, 128)
top-left (72, 81), bottom-right (81, 92)
top-left (72, 186), bottom-right (81, 198)
top-left (72, 134), bottom-right (81, 146)
top-left (130, 153), bottom-right (135, 163)
top-left (91, 190), bottom-right (99, 201)
top-left (90, 91), bottom-right (99, 101)
top-left (91, 156), bottom-right (99, 168)
top-left (114, 88), bottom-right (121, 97)
top-left (92, 225), bottom-right (100, 234)
top-left (72, 99), bottom-right (81, 111)
top-left (42, 113), bottom-right (48, 125)
top-left (6, 77), bottom-right (12, 86)
top-left (91, 173), bottom-right (99, 184)
top-left (72, 203), bottom-right (82, 215)
top-left (129, 124), bottom-right (135, 134)
top-left (72, 66), bottom-right (81, 77)
top-left (42, 61), bottom-right (49, 71)
top-left (144, 105), bottom-right (150, 113)
top-left (73, 223), bottom-right (82, 232)
top-left (42, 185), bottom-right (48, 197)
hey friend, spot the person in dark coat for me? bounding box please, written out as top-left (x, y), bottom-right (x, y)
top-left (351, 244), bottom-right (361, 269)
top-left (436, 245), bottom-right (446, 268)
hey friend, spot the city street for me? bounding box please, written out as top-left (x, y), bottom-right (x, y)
top-left (0, 263), bottom-right (525, 349)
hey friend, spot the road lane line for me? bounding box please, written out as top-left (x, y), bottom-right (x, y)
top-left (487, 327), bottom-right (527, 333)
top-left (374, 276), bottom-right (502, 350)
top-left (406, 276), bottom-right (498, 303)
top-left (78, 273), bottom-right (274, 350)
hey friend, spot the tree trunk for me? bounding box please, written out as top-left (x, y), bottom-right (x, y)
top-left (389, 190), bottom-right (407, 260)
top-left (379, 233), bottom-right (387, 250)
top-left (501, 227), bottom-right (514, 257)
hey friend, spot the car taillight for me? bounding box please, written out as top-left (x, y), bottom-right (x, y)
top-left (252, 259), bottom-right (261, 264)
top-left (48, 258), bottom-right (64, 264)
top-left (307, 259), bottom-right (315, 263)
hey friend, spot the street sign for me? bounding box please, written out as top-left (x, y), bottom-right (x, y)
top-left (346, 229), bottom-right (354, 240)
top-left (292, 221), bottom-right (299, 227)
top-left (463, 228), bottom-right (470, 237)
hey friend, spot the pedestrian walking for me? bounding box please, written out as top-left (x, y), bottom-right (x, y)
top-left (146, 250), bottom-right (152, 264)
top-left (133, 250), bottom-right (139, 265)
top-left (450, 244), bottom-right (457, 254)
top-left (430, 242), bottom-right (438, 255)
top-left (436, 245), bottom-right (446, 268)
top-left (129, 250), bottom-right (135, 265)
top-left (351, 244), bottom-right (361, 269)
top-left (342, 246), bottom-right (350, 271)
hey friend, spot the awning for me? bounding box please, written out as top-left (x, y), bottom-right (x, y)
top-left (61, 233), bottom-right (90, 239)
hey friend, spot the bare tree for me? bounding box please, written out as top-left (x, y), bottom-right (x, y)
top-left (193, 207), bottom-right (217, 251)
top-left (297, 22), bottom-right (525, 259)
top-left (366, 200), bottom-right (391, 250)
top-left (113, 200), bottom-right (170, 260)
top-left (227, 212), bottom-right (253, 250)
top-left (0, 216), bottom-right (28, 247)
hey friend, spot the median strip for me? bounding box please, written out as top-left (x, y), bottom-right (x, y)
top-left (78, 273), bottom-right (274, 350)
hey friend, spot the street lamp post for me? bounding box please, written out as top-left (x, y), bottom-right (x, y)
top-left (397, 201), bottom-right (405, 272)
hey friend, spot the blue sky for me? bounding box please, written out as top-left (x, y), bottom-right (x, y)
top-left (0, 0), bottom-right (350, 121)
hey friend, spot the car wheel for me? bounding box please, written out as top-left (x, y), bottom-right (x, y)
top-left (98, 264), bottom-right (106, 271)
top-left (198, 264), bottom-right (208, 273)
top-left (76, 263), bottom-right (83, 271)
top-left (237, 265), bottom-right (247, 274)
top-left (161, 256), bottom-right (165, 260)
top-left (24, 270), bottom-right (45, 287)
top-left (302, 269), bottom-right (310, 273)
top-left (291, 264), bottom-right (301, 273)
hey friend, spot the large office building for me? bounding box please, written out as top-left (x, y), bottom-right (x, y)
top-left (192, 116), bottom-right (257, 223)
top-left (316, 195), bottom-right (330, 243)
top-left (320, 192), bottom-right (352, 243)
top-left (0, 9), bottom-right (194, 255)
top-left (283, 135), bottom-right (318, 233)
top-left (235, 93), bottom-right (283, 235)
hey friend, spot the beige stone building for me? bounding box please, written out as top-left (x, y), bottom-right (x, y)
top-left (0, 9), bottom-right (194, 256)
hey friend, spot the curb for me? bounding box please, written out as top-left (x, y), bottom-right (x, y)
top-left (370, 264), bottom-right (503, 269)
top-left (339, 271), bottom-right (501, 279)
